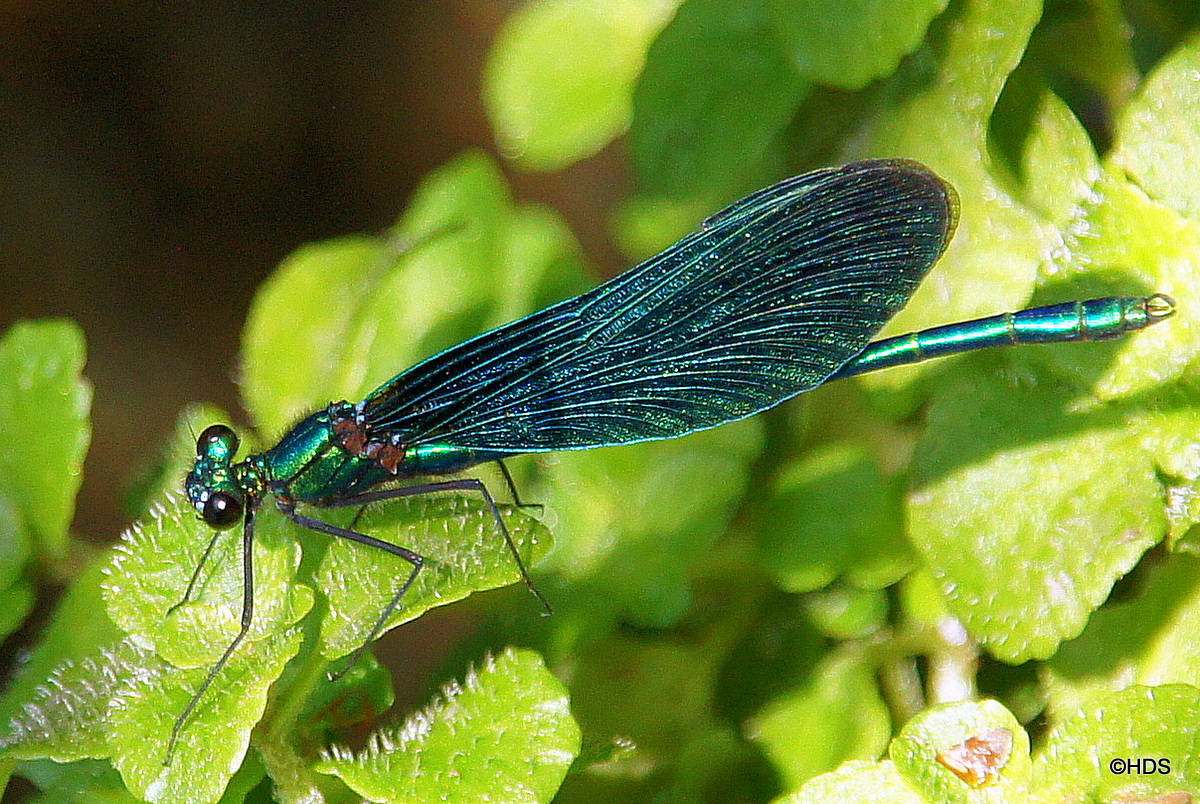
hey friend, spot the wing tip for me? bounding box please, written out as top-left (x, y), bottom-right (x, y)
top-left (843, 159), bottom-right (959, 245)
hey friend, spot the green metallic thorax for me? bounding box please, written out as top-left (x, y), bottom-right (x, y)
top-left (259, 406), bottom-right (391, 502)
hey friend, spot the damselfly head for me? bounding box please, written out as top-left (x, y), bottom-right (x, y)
top-left (187, 423), bottom-right (245, 529)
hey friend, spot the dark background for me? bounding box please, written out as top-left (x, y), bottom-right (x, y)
top-left (1, 0), bottom-right (628, 544)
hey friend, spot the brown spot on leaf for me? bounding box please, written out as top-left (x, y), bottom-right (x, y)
top-left (936, 727), bottom-right (1013, 788)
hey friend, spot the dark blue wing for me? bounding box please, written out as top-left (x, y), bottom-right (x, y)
top-left (360, 159), bottom-right (957, 452)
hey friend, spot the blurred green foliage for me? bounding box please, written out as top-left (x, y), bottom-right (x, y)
top-left (5, 0), bottom-right (1200, 801)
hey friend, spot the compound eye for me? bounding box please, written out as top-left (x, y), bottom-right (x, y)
top-left (197, 424), bottom-right (240, 460)
top-left (202, 491), bottom-right (243, 529)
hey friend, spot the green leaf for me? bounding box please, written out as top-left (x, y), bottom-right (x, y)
top-left (879, 5), bottom-right (1196, 669)
top-left (241, 152), bottom-right (587, 435)
top-left (802, 586), bottom-right (888, 640)
top-left (771, 0), bottom-right (950, 89)
top-left (357, 178), bottom-right (591, 388)
top-left (484, 0), bottom-right (679, 171)
top-left (316, 498), bottom-right (553, 659)
top-left (0, 556), bottom-right (122, 732)
top-left (759, 442), bottom-right (909, 593)
top-left (609, 194), bottom-right (711, 262)
top-left (346, 153), bottom-right (514, 399)
top-left (908, 361), bottom-right (1166, 661)
top-left (1135, 391), bottom-right (1200, 546)
top-left (106, 153), bottom-right (586, 803)
top-left (856, 0), bottom-right (1049, 395)
top-left (0, 492), bottom-right (27, 595)
top-left (900, 73), bottom-right (1196, 666)
top-left (563, 635), bottom-right (720, 780)
top-left (1046, 557), bottom-right (1200, 715)
top-left (101, 496), bottom-right (313, 669)
top-left (13, 759), bottom-right (144, 804)
top-left (294, 652), bottom-right (394, 734)
top-left (86, 499), bottom-right (313, 802)
top-left (0, 320), bottom-right (91, 558)
top-left (14, 8), bottom-right (1199, 803)
top-left (393, 150), bottom-right (512, 248)
top-left (1, 626), bottom-right (286, 804)
top-left (898, 568), bottom-right (953, 630)
top-left (778, 760), bottom-right (925, 804)
top-left (1022, 0), bottom-right (1140, 129)
top-left (491, 204), bottom-right (593, 327)
top-left (0, 639), bottom-right (146, 762)
top-left (315, 648), bottom-right (579, 804)
top-left (0, 579), bottom-right (33, 645)
top-left (631, 0), bottom-right (809, 197)
top-left (241, 154), bottom-right (511, 433)
top-left (538, 420), bottom-right (761, 630)
top-left (1017, 89), bottom-right (1098, 224)
top-left (891, 699), bottom-right (1029, 802)
top-left (1036, 167), bottom-right (1200, 398)
top-left (748, 648), bottom-right (890, 790)
top-left (215, 748), bottom-right (268, 804)
top-left (0, 485), bottom-right (31, 645)
top-left (1113, 33), bottom-right (1200, 224)
top-left (1033, 685), bottom-right (1200, 801)
top-left (241, 236), bottom-right (384, 435)
top-left (108, 629), bottom-right (303, 804)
